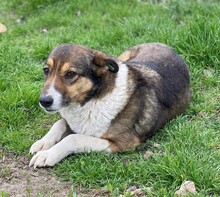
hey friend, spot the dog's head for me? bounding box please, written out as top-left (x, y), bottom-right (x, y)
top-left (39, 44), bottom-right (119, 113)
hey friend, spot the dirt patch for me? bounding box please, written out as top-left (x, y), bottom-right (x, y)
top-left (0, 151), bottom-right (72, 197)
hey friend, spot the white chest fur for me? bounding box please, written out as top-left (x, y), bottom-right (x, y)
top-left (59, 64), bottom-right (130, 137)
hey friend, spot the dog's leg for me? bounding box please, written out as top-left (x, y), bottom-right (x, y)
top-left (30, 119), bottom-right (67, 154)
top-left (29, 134), bottom-right (111, 168)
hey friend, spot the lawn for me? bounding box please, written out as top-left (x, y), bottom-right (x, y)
top-left (0, 0), bottom-right (219, 196)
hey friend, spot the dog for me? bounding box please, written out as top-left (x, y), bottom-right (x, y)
top-left (29, 43), bottom-right (190, 168)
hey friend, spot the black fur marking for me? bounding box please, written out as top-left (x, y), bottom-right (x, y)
top-left (126, 60), bottom-right (189, 108)
top-left (80, 70), bottom-right (101, 106)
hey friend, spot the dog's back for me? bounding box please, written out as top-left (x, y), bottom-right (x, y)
top-left (118, 43), bottom-right (190, 139)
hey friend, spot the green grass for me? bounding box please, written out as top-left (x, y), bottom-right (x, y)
top-left (0, 0), bottom-right (219, 196)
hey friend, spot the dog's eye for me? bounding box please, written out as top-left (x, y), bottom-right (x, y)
top-left (43, 67), bottom-right (49, 75)
top-left (65, 71), bottom-right (76, 79)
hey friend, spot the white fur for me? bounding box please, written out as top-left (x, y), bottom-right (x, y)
top-left (41, 78), bottom-right (62, 112)
top-left (29, 119), bottom-right (67, 154)
top-left (59, 63), bottom-right (130, 137)
top-left (29, 134), bottom-right (111, 168)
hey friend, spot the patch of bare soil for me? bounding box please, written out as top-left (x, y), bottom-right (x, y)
top-left (0, 151), bottom-right (72, 197)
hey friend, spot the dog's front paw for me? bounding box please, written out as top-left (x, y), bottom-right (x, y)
top-left (29, 150), bottom-right (60, 169)
top-left (30, 139), bottom-right (54, 155)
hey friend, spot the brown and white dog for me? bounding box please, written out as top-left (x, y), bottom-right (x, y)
top-left (29, 43), bottom-right (190, 168)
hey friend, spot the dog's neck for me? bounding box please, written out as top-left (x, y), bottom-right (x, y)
top-left (94, 72), bottom-right (116, 97)
top-left (59, 63), bottom-right (131, 136)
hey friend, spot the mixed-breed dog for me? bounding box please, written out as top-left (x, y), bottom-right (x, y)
top-left (29, 43), bottom-right (190, 169)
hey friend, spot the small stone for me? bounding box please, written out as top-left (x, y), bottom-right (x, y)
top-left (40, 28), bottom-right (48, 33)
top-left (16, 16), bottom-right (25, 23)
top-left (76, 10), bottom-right (81, 17)
top-left (175, 180), bottom-right (197, 196)
top-left (153, 143), bottom-right (161, 148)
top-left (30, 172), bottom-right (39, 177)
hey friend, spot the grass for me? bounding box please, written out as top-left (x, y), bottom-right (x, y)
top-left (0, 0), bottom-right (219, 196)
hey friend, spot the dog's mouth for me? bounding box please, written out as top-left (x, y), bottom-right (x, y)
top-left (44, 108), bottom-right (59, 114)
top-left (39, 103), bottom-right (59, 114)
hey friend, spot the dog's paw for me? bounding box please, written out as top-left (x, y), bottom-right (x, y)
top-left (30, 139), bottom-right (54, 155)
top-left (29, 150), bottom-right (60, 169)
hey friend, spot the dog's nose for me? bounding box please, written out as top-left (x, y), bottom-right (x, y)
top-left (39, 95), bottom-right (54, 108)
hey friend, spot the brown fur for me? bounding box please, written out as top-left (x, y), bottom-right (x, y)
top-left (66, 77), bottom-right (93, 102)
top-left (46, 58), bottom-right (54, 69)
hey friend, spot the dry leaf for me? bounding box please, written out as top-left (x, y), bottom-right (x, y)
top-left (126, 186), bottom-right (144, 196)
top-left (203, 68), bottom-right (214, 78)
top-left (175, 180), bottom-right (197, 196)
top-left (126, 185), bottom-right (137, 192)
top-left (144, 150), bottom-right (154, 159)
top-left (130, 188), bottom-right (143, 196)
top-left (145, 187), bottom-right (153, 192)
top-left (0, 23), bottom-right (7, 33)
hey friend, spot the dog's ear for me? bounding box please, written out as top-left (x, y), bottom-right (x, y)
top-left (93, 51), bottom-right (119, 76)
